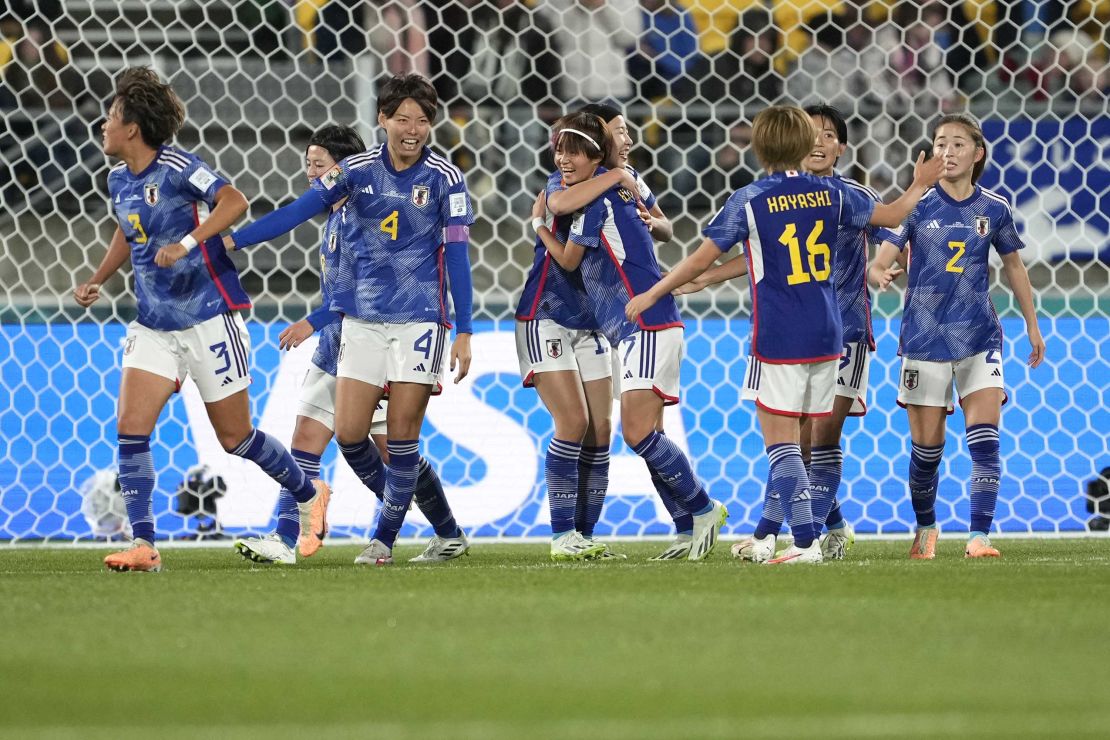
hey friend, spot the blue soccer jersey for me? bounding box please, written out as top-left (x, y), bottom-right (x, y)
top-left (108, 146), bottom-right (250, 331)
top-left (703, 170), bottom-right (876, 364)
top-left (515, 171), bottom-right (596, 330)
top-left (310, 144), bottom-right (474, 326)
top-left (568, 171), bottom-right (683, 346)
top-left (308, 205), bottom-right (350, 376)
top-left (829, 173), bottom-right (882, 348)
top-left (878, 186), bottom-right (1024, 361)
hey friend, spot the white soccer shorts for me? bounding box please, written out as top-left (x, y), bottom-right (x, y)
top-left (515, 319), bottom-right (612, 387)
top-left (298, 364), bottom-right (387, 436)
top-left (835, 341), bottom-right (872, 417)
top-left (122, 312), bottom-right (251, 403)
top-left (897, 350), bottom-right (1007, 411)
top-left (742, 356), bottom-right (838, 417)
top-left (614, 327), bottom-right (684, 405)
top-left (337, 318), bottom-right (448, 389)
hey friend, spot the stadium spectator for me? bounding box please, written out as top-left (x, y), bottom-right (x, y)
top-left (629, 0), bottom-right (700, 102)
top-left (302, 0), bottom-right (429, 76)
top-left (1028, 27), bottom-right (1110, 103)
top-left (547, 0), bottom-right (640, 104)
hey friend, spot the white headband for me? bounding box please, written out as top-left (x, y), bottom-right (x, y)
top-left (557, 128), bottom-right (601, 151)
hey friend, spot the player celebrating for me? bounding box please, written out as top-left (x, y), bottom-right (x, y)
top-left (870, 113), bottom-right (1045, 560)
top-left (628, 105), bottom-right (942, 564)
top-left (536, 112), bottom-right (728, 562)
top-left (671, 104), bottom-right (881, 560)
top-left (231, 125), bottom-right (467, 565)
top-left (228, 74), bottom-right (474, 566)
top-left (74, 67), bottom-right (328, 572)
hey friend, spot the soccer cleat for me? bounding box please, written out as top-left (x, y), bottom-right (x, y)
top-left (550, 531), bottom-right (606, 562)
top-left (820, 522), bottom-right (856, 560)
top-left (235, 533), bottom-right (296, 565)
top-left (909, 526), bottom-right (939, 560)
top-left (410, 532), bottom-right (470, 563)
top-left (104, 541), bottom-right (162, 572)
top-left (731, 533), bottom-right (776, 563)
top-left (354, 538), bottom-right (394, 566)
top-left (583, 535), bottom-right (627, 560)
top-left (650, 533), bottom-right (693, 560)
top-left (765, 540), bottom-right (823, 565)
top-left (297, 479), bottom-right (331, 558)
top-left (965, 534), bottom-right (1001, 558)
top-left (688, 500), bottom-right (728, 561)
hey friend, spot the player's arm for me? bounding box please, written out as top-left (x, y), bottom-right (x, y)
top-left (154, 184), bottom-right (249, 267)
top-left (626, 238), bottom-right (720, 321)
top-left (75, 227), bottom-right (130, 307)
top-left (641, 201), bottom-right (673, 243)
top-left (278, 304), bottom-right (340, 351)
top-left (673, 254), bottom-right (748, 295)
top-left (547, 168), bottom-right (638, 215)
top-left (870, 152), bottom-right (943, 227)
top-left (537, 222), bottom-right (587, 272)
top-left (999, 250), bottom-right (1046, 368)
top-left (869, 240), bottom-right (905, 290)
top-left (224, 188), bottom-right (330, 251)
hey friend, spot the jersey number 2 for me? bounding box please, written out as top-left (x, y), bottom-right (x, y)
top-left (946, 241), bottom-right (966, 273)
top-left (380, 211), bottom-right (399, 241)
top-left (779, 220), bottom-right (830, 285)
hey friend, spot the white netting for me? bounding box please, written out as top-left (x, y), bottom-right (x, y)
top-left (1, 0), bottom-right (1108, 541)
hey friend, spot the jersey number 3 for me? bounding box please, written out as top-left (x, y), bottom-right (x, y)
top-left (380, 210), bottom-right (399, 241)
top-left (127, 214), bottom-right (148, 244)
top-left (779, 220), bottom-right (830, 285)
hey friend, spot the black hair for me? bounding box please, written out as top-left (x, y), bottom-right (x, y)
top-left (377, 73), bottom-right (438, 121)
top-left (578, 102), bottom-right (621, 124)
top-left (307, 124), bottom-right (365, 163)
top-left (112, 67), bottom-right (185, 148)
top-left (803, 103), bottom-right (848, 145)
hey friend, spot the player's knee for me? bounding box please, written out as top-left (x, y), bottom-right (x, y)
top-left (588, 420), bottom-right (612, 447)
top-left (622, 422), bottom-right (652, 449)
top-left (218, 428), bottom-right (251, 453)
top-left (554, 411), bottom-right (589, 442)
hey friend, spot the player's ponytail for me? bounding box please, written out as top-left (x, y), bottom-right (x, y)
top-left (932, 113), bottom-right (987, 184)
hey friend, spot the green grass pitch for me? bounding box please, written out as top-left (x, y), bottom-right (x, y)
top-left (0, 539), bottom-right (1106, 739)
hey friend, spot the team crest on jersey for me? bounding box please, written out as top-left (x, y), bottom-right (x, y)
top-left (411, 184), bottom-right (430, 208)
top-left (975, 216), bottom-right (990, 236)
top-left (903, 369), bottom-right (919, 390)
top-left (328, 231), bottom-right (338, 253)
top-left (143, 183), bottom-right (158, 206)
top-left (321, 166), bottom-right (341, 190)
top-left (546, 339), bottom-right (563, 359)
top-left (124, 336), bottom-right (136, 356)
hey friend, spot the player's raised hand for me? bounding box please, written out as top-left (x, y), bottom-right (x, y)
top-left (73, 281), bottom-right (101, 307)
top-left (1027, 327), bottom-right (1046, 368)
top-left (450, 333), bottom-right (472, 383)
top-left (626, 293), bottom-right (655, 322)
top-left (636, 200), bottom-right (652, 228)
top-left (870, 264), bottom-right (904, 291)
top-left (154, 242), bottom-right (188, 268)
top-left (912, 150), bottom-right (944, 189)
top-left (278, 319), bottom-right (315, 350)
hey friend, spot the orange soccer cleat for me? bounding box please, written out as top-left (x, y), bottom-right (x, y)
top-left (909, 526), bottom-right (939, 560)
top-left (965, 534), bottom-right (1001, 559)
top-left (297, 479), bottom-right (332, 558)
top-left (104, 541), bottom-right (162, 572)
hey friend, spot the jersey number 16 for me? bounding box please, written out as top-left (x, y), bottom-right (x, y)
top-left (779, 220), bottom-right (830, 285)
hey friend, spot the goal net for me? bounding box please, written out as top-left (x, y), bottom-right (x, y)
top-left (1, 0), bottom-right (1107, 542)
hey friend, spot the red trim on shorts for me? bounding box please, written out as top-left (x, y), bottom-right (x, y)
top-left (653, 385), bottom-right (679, 406)
top-left (755, 399), bottom-right (804, 418)
top-left (847, 396), bottom-right (867, 417)
top-left (753, 351), bottom-right (841, 365)
top-left (522, 369), bottom-right (536, 388)
top-left (897, 399), bottom-right (956, 416)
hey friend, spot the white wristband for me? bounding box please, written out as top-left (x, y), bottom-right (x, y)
top-left (531, 217), bottom-right (545, 234)
top-left (180, 234), bottom-right (198, 252)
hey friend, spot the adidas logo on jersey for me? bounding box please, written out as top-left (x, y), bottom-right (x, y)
top-left (221, 376), bottom-right (233, 386)
top-left (413, 363), bottom-right (427, 372)
top-left (924, 220), bottom-right (942, 229)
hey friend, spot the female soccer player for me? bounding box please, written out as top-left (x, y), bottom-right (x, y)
top-left (227, 74), bottom-right (474, 567)
top-left (543, 103), bottom-right (695, 561)
top-left (870, 112), bottom-right (1045, 560)
top-left (73, 67), bottom-right (327, 572)
top-left (628, 105), bottom-right (942, 564)
top-left (535, 111), bottom-right (728, 562)
top-left (231, 125), bottom-right (467, 565)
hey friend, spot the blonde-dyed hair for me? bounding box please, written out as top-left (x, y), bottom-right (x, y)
top-left (751, 105), bottom-right (816, 173)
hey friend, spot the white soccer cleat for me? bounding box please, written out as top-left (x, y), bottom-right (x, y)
top-left (354, 538), bottom-right (394, 566)
top-left (820, 522), bottom-right (855, 560)
top-left (765, 540), bottom-right (823, 565)
top-left (234, 533), bottom-right (296, 565)
top-left (582, 535), bottom-right (627, 560)
top-left (731, 533), bottom-right (776, 563)
top-left (649, 533), bottom-right (693, 561)
top-left (550, 531), bottom-right (605, 562)
top-left (688, 500), bottom-right (728, 561)
top-left (410, 532), bottom-right (470, 563)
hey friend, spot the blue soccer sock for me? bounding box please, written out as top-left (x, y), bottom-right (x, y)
top-left (231, 428), bottom-right (316, 504)
top-left (651, 465), bottom-right (694, 535)
top-left (825, 497), bottom-right (846, 530)
top-left (574, 445), bottom-right (609, 537)
top-left (908, 441), bottom-right (945, 528)
top-left (275, 449), bottom-right (321, 548)
top-left (413, 457), bottom-right (462, 538)
top-left (373, 441), bottom-right (421, 548)
top-left (337, 438), bottom-right (386, 500)
top-left (631, 431), bottom-right (711, 515)
top-left (118, 434), bottom-right (156, 544)
top-left (967, 424), bottom-right (1000, 536)
top-left (546, 438), bottom-right (582, 537)
top-left (767, 443), bottom-right (816, 548)
top-left (809, 444), bottom-right (843, 532)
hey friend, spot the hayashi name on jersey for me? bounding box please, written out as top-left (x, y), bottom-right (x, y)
top-left (765, 188), bottom-right (834, 214)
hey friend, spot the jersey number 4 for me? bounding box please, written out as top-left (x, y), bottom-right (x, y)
top-left (779, 220), bottom-right (830, 285)
top-left (380, 210), bottom-right (399, 241)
